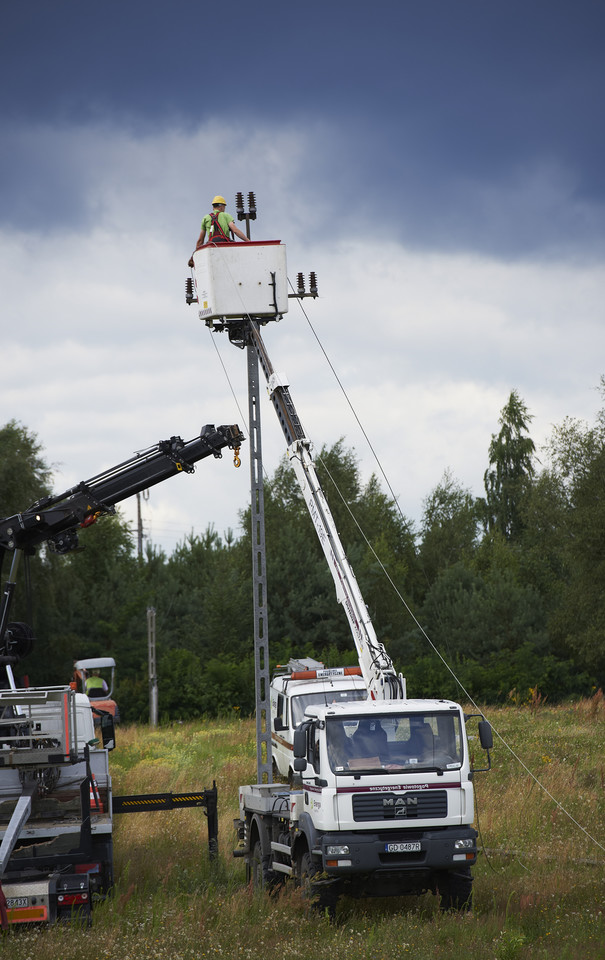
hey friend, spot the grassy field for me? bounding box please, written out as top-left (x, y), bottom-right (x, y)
top-left (4, 694), bottom-right (604, 959)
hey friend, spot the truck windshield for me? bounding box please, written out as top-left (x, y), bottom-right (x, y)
top-left (292, 689), bottom-right (367, 728)
top-left (326, 712), bottom-right (463, 774)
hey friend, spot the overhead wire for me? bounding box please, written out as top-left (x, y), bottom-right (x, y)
top-left (287, 281), bottom-right (414, 538)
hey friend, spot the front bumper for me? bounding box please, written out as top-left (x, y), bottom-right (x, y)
top-left (319, 825), bottom-right (478, 877)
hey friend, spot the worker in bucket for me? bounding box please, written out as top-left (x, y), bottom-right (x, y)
top-left (188, 195), bottom-right (250, 265)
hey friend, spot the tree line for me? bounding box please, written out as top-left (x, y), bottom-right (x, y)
top-left (1, 381), bottom-right (604, 722)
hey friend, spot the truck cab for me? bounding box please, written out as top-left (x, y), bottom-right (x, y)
top-left (290, 698), bottom-right (484, 907)
top-left (295, 698), bottom-right (473, 824)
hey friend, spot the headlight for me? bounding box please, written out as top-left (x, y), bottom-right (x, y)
top-left (454, 838), bottom-right (474, 850)
top-left (326, 844), bottom-right (350, 856)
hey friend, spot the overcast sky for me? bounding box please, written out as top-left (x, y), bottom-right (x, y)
top-left (1, 1), bottom-right (604, 554)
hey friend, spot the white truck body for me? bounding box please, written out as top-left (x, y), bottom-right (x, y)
top-left (0, 424), bottom-right (245, 927)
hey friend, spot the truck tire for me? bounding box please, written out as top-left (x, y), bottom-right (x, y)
top-left (250, 840), bottom-right (265, 890)
top-left (297, 850), bottom-right (318, 891)
top-left (249, 837), bottom-right (281, 893)
top-left (437, 866), bottom-right (473, 912)
top-left (297, 850), bottom-right (338, 919)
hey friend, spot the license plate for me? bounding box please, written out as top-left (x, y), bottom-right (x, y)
top-left (385, 842), bottom-right (421, 853)
top-left (6, 897), bottom-right (29, 908)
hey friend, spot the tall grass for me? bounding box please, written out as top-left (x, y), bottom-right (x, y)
top-left (4, 696), bottom-right (604, 959)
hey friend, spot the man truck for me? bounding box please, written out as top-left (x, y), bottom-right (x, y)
top-left (188, 233), bottom-right (492, 915)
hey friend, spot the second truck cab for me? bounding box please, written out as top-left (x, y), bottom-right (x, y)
top-left (271, 658), bottom-right (368, 779)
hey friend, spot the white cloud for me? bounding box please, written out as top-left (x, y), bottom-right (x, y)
top-left (1, 120), bottom-right (604, 553)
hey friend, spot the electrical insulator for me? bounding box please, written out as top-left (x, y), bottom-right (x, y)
top-left (309, 272), bottom-right (318, 296)
top-left (185, 278), bottom-right (197, 304)
top-left (297, 272), bottom-right (305, 295)
top-left (236, 191), bottom-right (245, 220)
top-left (248, 191), bottom-right (257, 219)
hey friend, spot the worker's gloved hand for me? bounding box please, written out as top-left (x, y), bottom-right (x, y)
top-left (188, 257), bottom-right (195, 267)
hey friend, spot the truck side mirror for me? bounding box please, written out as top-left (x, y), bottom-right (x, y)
top-left (101, 713), bottom-right (116, 751)
top-left (274, 718), bottom-right (286, 732)
top-left (293, 725), bottom-right (308, 759)
top-left (293, 757), bottom-right (307, 772)
top-left (478, 720), bottom-right (493, 750)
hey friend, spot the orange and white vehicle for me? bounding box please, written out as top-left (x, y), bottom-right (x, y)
top-left (271, 659), bottom-right (367, 779)
top-left (73, 656), bottom-right (120, 725)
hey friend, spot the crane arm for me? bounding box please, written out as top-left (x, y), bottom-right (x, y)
top-left (0, 424), bottom-right (243, 556)
top-left (0, 423), bottom-right (244, 658)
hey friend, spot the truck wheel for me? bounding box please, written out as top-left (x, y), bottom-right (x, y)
top-left (297, 850), bottom-right (318, 892)
top-left (297, 850), bottom-right (338, 919)
top-left (250, 840), bottom-right (265, 890)
top-left (437, 867), bottom-right (473, 912)
top-left (249, 839), bottom-right (281, 893)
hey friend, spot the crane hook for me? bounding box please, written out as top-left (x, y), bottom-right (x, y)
top-left (233, 446), bottom-right (241, 468)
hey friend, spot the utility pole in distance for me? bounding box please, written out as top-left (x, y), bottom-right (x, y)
top-left (147, 606), bottom-right (158, 726)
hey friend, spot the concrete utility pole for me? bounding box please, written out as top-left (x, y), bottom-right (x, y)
top-left (147, 606), bottom-right (158, 726)
top-left (136, 489), bottom-right (149, 559)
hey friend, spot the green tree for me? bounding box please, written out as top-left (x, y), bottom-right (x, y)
top-left (535, 381), bottom-right (605, 681)
top-left (0, 420), bottom-right (52, 518)
top-left (24, 510), bottom-right (142, 685)
top-left (418, 470), bottom-right (479, 588)
top-left (238, 440), bottom-right (417, 664)
top-left (410, 557), bottom-right (548, 664)
top-left (480, 390), bottom-right (536, 541)
top-left (548, 445), bottom-right (605, 681)
top-left (0, 421), bottom-right (53, 676)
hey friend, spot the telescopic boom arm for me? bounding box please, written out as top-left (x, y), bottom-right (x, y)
top-left (247, 323), bottom-right (404, 700)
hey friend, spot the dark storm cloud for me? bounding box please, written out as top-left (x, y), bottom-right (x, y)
top-left (1, 0), bottom-right (603, 257)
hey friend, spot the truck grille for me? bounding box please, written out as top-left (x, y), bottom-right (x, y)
top-left (352, 790), bottom-right (448, 822)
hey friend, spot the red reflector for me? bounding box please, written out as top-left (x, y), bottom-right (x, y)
top-left (57, 893), bottom-right (88, 905)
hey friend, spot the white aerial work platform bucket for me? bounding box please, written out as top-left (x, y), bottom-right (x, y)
top-left (192, 240), bottom-right (288, 322)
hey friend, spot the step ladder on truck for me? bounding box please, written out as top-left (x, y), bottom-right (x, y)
top-left (188, 202), bottom-right (493, 916)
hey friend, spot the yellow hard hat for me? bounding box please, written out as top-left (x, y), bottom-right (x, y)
top-left (212, 195), bottom-right (227, 206)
